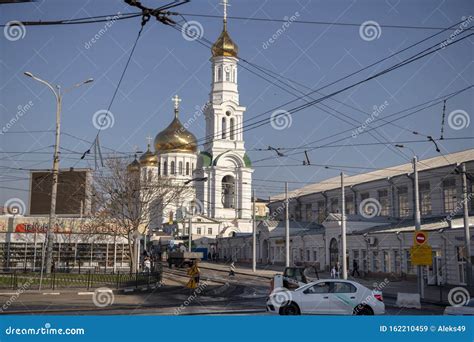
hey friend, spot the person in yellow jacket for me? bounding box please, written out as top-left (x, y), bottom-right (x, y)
top-left (186, 260), bottom-right (200, 289)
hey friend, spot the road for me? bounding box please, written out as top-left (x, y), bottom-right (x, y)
top-left (0, 265), bottom-right (445, 315)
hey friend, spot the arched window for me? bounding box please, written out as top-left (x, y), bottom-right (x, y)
top-left (221, 117), bottom-right (227, 139)
top-left (148, 170), bottom-right (153, 182)
top-left (157, 162), bottom-right (161, 176)
top-left (186, 162), bottom-right (190, 176)
top-left (221, 175), bottom-right (235, 209)
top-left (225, 67), bottom-right (230, 81)
top-left (217, 67), bottom-right (222, 81)
top-left (170, 161), bottom-right (175, 175)
top-left (230, 118), bottom-right (235, 140)
top-left (163, 161), bottom-right (168, 175)
top-left (233, 69), bottom-right (236, 83)
top-left (191, 163), bottom-right (194, 171)
top-left (179, 161), bottom-right (183, 175)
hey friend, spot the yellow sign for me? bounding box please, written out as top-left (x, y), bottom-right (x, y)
top-left (410, 244), bottom-right (432, 266)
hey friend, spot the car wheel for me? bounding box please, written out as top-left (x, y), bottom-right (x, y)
top-left (280, 303), bottom-right (300, 316)
top-left (354, 304), bottom-right (374, 315)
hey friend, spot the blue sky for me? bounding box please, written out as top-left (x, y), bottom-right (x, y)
top-left (1, 0), bottom-right (473, 207)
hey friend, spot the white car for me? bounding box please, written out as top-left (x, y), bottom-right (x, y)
top-left (444, 299), bottom-right (474, 315)
top-left (266, 279), bottom-right (385, 315)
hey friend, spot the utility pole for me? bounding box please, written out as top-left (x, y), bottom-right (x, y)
top-left (252, 190), bottom-right (256, 272)
top-left (341, 172), bottom-right (347, 280)
top-left (285, 182), bottom-right (290, 267)
top-left (24, 72), bottom-right (93, 276)
top-left (413, 155), bottom-right (424, 298)
top-left (188, 216), bottom-right (192, 252)
top-left (461, 163), bottom-right (472, 288)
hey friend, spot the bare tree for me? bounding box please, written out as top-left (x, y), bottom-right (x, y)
top-left (91, 157), bottom-right (192, 273)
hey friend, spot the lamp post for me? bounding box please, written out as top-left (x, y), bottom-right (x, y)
top-left (24, 72), bottom-right (93, 279)
top-left (395, 144), bottom-right (424, 298)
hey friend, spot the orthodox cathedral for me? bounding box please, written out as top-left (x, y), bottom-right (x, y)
top-left (128, 1), bottom-right (253, 248)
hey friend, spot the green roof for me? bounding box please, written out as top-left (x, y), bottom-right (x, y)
top-left (199, 151), bottom-right (213, 167)
top-left (244, 153), bottom-right (252, 167)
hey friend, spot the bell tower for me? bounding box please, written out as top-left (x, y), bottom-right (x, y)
top-left (196, 0), bottom-right (253, 231)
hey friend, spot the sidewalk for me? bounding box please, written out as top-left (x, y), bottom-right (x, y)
top-left (201, 261), bottom-right (453, 306)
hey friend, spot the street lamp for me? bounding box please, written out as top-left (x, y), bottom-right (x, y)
top-left (24, 72), bottom-right (93, 281)
top-left (395, 144), bottom-right (424, 298)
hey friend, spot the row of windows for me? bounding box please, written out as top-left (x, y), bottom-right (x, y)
top-left (186, 227), bottom-right (214, 235)
top-left (284, 178), bottom-right (472, 222)
top-left (214, 65), bottom-right (237, 83)
top-left (158, 161), bottom-right (194, 176)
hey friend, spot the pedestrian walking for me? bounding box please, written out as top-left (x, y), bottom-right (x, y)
top-left (144, 257), bottom-right (151, 274)
top-left (336, 262), bottom-right (340, 279)
top-left (330, 265), bottom-right (336, 279)
top-left (229, 261), bottom-right (235, 276)
top-left (352, 259), bottom-right (360, 277)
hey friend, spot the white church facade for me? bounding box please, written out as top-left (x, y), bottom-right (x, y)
top-left (129, 3), bottom-right (253, 250)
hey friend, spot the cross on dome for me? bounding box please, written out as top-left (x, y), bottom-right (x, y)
top-left (221, 0), bottom-right (228, 23)
top-left (146, 135), bottom-right (153, 147)
top-left (172, 94), bottom-right (181, 110)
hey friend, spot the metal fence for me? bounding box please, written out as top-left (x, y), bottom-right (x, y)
top-left (0, 267), bottom-right (162, 290)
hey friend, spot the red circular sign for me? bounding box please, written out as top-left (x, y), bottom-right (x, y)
top-left (415, 232), bottom-right (426, 244)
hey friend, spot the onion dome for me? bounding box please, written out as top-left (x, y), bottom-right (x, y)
top-left (139, 143), bottom-right (158, 167)
top-left (127, 155), bottom-right (140, 172)
top-left (154, 95), bottom-right (198, 154)
top-left (211, 23), bottom-right (238, 58)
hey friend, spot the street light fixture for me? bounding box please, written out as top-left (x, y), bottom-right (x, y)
top-left (24, 72), bottom-right (93, 283)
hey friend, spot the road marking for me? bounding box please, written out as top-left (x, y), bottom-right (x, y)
top-left (77, 292), bottom-right (95, 295)
top-left (43, 292), bottom-right (60, 295)
top-left (0, 293), bottom-right (19, 296)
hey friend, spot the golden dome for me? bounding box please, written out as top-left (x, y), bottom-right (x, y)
top-left (139, 144), bottom-right (158, 167)
top-left (127, 156), bottom-right (140, 172)
top-left (154, 110), bottom-right (198, 154)
top-left (211, 23), bottom-right (238, 58)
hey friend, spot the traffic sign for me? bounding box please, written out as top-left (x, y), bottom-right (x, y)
top-left (414, 231), bottom-right (428, 245)
top-left (410, 245), bottom-right (432, 265)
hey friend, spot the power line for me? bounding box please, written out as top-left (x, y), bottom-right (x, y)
top-left (177, 12), bottom-right (474, 31)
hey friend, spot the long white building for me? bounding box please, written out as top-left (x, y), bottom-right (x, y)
top-left (217, 149), bottom-right (474, 286)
